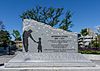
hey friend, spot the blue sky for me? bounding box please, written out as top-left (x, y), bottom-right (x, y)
top-left (0, 0), bottom-right (100, 36)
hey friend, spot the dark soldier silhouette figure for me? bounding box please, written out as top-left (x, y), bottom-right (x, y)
top-left (23, 29), bottom-right (36, 52)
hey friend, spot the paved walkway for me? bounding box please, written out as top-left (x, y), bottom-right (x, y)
top-left (0, 51), bottom-right (20, 65)
top-left (92, 60), bottom-right (100, 65)
top-left (0, 55), bottom-right (15, 64)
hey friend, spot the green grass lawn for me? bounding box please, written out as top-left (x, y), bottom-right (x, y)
top-left (79, 50), bottom-right (100, 54)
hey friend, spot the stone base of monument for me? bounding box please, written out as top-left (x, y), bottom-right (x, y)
top-left (0, 52), bottom-right (100, 71)
top-left (1, 67), bottom-right (100, 71)
top-left (4, 52), bottom-right (95, 68)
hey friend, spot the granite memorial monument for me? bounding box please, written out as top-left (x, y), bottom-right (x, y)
top-left (3, 19), bottom-right (98, 71)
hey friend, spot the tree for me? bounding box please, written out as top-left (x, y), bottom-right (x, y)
top-left (96, 26), bottom-right (100, 48)
top-left (0, 21), bottom-right (5, 30)
top-left (59, 11), bottom-right (72, 31)
top-left (97, 35), bottom-right (100, 47)
top-left (12, 30), bottom-right (21, 41)
top-left (0, 30), bottom-right (11, 45)
top-left (95, 33), bottom-right (100, 48)
top-left (90, 39), bottom-right (100, 49)
top-left (20, 6), bottom-right (73, 31)
top-left (80, 28), bottom-right (89, 36)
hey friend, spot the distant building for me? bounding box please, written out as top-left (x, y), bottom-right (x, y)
top-left (78, 28), bottom-right (97, 48)
top-left (14, 41), bottom-right (23, 48)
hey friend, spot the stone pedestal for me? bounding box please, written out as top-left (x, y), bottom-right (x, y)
top-left (5, 52), bottom-right (95, 68)
top-left (1, 52), bottom-right (100, 71)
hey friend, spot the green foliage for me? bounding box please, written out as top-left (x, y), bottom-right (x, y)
top-left (12, 30), bottom-right (21, 41)
top-left (0, 21), bottom-right (10, 47)
top-left (79, 50), bottom-right (100, 54)
top-left (20, 6), bottom-right (73, 31)
top-left (98, 35), bottom-right (100, 45)
top-left (90, 40), bottom-right (100, 48)
top-left (89, 34), bottom-right (100, 48)
top-left (0, 30), bottom-right (11, 44)
top-left (59, 11), bottom-right (73, 31)
top-left (80, 28), bottom-right (89, 36)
